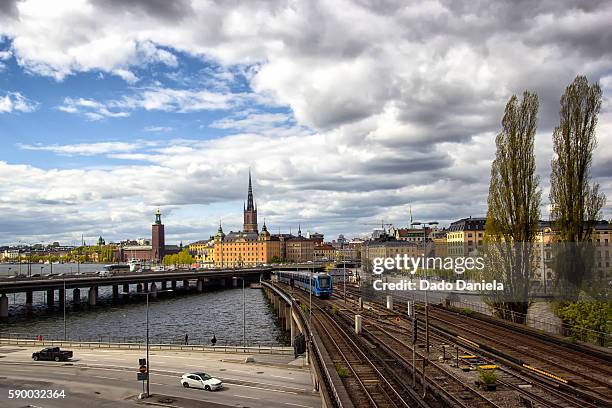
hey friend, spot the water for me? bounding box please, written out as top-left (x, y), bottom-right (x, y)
top-left (0, 262), bottom-right (103, 277)
top-left (0, 264), bottom-right (289, 346)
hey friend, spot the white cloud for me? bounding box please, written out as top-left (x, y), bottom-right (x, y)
top-left (0, 91), bottom-right (39, 113)
top-left (1, 0), bottom-right (612, 242)
top-left (144, 125), bottom-right (173, 132)
top-left (58, 97), bottom-right (130, 120)
top-left (17, 141), bottom-right (141, 156)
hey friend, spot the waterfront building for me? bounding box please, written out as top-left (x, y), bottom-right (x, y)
top-left (152, 209), bottom-right (165, 262)
top-left (213, 173), bottom-right (281, 267)
top-left (188, 239), bottom-right (215, 268)
top-left (307, 232), bottom-right (324, 245)
top-left (285, 226), bottom-right (315, 263)
top-left (314, 243), bottom-right (336, 262)
top-left (114, 210), bottom-right (179, 263)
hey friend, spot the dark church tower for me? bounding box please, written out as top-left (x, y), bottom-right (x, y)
top-left (152, 209), bottom-right (165, 263)
top-left (243, 171), bottom-right (258, 233)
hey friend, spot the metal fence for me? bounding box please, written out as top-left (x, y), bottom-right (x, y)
top-left (0, 332), bottom-right (292, 354)
top-left (0, 333), bottom-right (293, 355)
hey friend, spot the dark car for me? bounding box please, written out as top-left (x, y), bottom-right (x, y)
top-left (32, 347), bottom-right (73, 362)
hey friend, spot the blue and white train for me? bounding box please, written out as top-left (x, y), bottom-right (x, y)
top-left (276, 270), bottom-right (333, 298)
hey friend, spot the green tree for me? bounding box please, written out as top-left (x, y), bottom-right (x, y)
top-left (483, 91), bottom-right (541, 323)
top-left (549, 75), bottom-right (606, 292)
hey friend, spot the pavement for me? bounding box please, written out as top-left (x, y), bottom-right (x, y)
top-left (0, 345), bottom-right (321, 408)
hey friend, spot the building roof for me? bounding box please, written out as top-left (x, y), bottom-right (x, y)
top-left (449, 217), bottom-right (486, 231)
top-left (188, 240), bottom-right (209, 246)
top-left (122, 245), bottom-right (152, 251)
top-left (224, 231), bottom-right (259, 242)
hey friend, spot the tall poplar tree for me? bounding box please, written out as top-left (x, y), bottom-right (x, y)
top-left (549, 75), bottom-right (606, 292)
top-left (483, 91), bottom-right (541, 323)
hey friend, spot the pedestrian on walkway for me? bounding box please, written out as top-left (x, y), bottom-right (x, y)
top-left (184, 333), bottom-right (189, 345)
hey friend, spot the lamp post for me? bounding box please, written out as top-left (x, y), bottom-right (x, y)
top-left (63, 278), bottom-right (67, 341)
top-left (120, 288), bottom-right (173, 398)
top-left (411, 220), bottom-right (438, 357)
top-left (343, 258), bottom-right (346, 304)
top-left (232, 277), bottom-right (246, 349)
top-left (309, 267), bottom-right (313, 329)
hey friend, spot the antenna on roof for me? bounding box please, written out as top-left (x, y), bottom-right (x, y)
top-left (409, 205), bottom-right (413, 228)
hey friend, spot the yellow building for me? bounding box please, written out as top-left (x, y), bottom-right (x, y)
top-left (361, 236), bottom-right (419, 273)
top-left (213, 223), bottom-right (281, 267)
top-left (446, 217), bottom-right (486, 256)
top-left (534, 220), bottom-right (612, 282)
top-left (188, 239), bottom-right (215, 268)
top-left (314, 243), bottom-right (336, 262)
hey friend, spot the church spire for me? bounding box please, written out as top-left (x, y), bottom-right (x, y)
top-left (246, 168), bottom-right (254, 211)
top-left (243, 169), bottom-right (258, 233)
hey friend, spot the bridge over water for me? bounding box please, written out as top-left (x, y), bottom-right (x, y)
top-left (0, 263), bottom-right (329, 317)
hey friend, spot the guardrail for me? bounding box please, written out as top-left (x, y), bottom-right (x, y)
top-left (261, 281), bottom-right (349, 408)
top-left (0, 337), bottom-right (293, 354)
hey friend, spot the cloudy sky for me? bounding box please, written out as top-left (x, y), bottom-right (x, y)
top-left (1, 0), bottom-right (611, 246)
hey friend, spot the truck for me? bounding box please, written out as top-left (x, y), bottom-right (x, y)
top-left (32, 347), bottom-right (73, 362)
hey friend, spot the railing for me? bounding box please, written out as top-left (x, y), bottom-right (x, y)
top-left (362, 283), bottom-right (611, 347)
top-left (261, 281), bottom-right (348, 408)
top-left (0, 333), bottom-right (292, 355)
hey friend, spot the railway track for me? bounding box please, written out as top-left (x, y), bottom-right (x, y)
top-left (344, 285), bottom-right (612, 407)
top-left (424, 306), bottom-right (612, 404)
top-left (375, 317), bottom-right (601, 408)
top-left (306, 299), bottom-right (415, 407)
top-left (279, 282), bottom-right (505, 408)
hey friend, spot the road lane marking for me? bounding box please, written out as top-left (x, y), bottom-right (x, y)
top-left (91, 375), bottom-right (120, 380)
top-left (284, 403), bottom-right (314, 408)
top-left (269, 374), bottom-right (296, 380)
top-left (233, 394), bottom-right (260, 400)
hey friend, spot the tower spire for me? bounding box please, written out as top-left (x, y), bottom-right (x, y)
top-left (246, 168), bottom-right (254, 211)
top-left (243, 169), bottom-right (258, 233)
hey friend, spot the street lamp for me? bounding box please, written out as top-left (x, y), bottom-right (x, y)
top-left (120, 288), bottom-right (173, 398)
top-left (411, 220), bottom-right (438, 357)
top-left (232, 277), bottom-right (246, 349)
top-left (63, 278), bottom-right (67, 341)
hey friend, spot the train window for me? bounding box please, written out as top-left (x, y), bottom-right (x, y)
top-left (318, 277), bottom-right (330, 288)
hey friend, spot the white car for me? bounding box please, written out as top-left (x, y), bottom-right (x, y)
top-left (180, 372), bottom-right (223, 391)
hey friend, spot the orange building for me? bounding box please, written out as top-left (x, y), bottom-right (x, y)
top-left (213, 173), bottom-right (281, 267)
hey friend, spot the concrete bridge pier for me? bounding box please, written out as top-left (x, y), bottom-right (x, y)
top-left (183, 280), bottom-right (189, 290)
top-left (136, 283), bottom-right (143, 293)
top-left (150, 283), bottom-right (157, 299)
top-left (73, 288), bottom-right (80, 305)
top-left (122, 284), bottom-right (129, 300)
top-left (46, 289), bottom-right (54, 307)
top-left (171, 281), bottom-right (177, 291)
top-left (290, 313), bottom-right (297, 346)
top-left (284, 305), bottom-right (291, 331)
top-left (112, 285), bottom-right (119, 300)
top-left (197, 279), bottom-right (203, 293)
top-left (88, 286), bottom-right (96, 306)
top-left (232, 278), bottom-right (238, 288)
top-left (142, 282), bottom-right (148, 292)
top-left (26, 290), bottom-right (33, 307)
top-left (95, 286), bottom-right (99, 298)
top-left (220, 278), bottom-right (226, 288)
top-left (0, 294), bottom-right (8, 318)
top-left (59, 288), bottom-right (65, 306)
top-left (161, 281), bottom-right (167, 290)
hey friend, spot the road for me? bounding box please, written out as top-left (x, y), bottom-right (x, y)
top-left (0, 345), bottom-right (321, 408)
